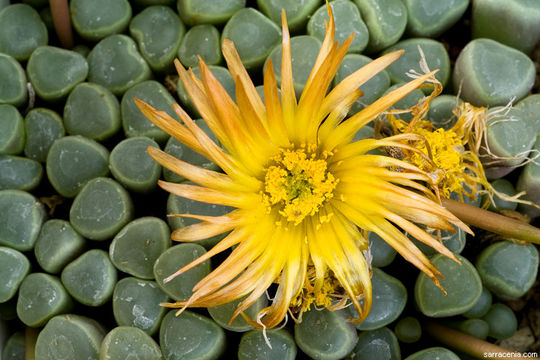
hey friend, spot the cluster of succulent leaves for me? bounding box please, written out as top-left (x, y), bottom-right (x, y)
top-left (1, 0), bottom-right (539, 359)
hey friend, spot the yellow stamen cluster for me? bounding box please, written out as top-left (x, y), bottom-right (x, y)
top-left (385, 73), bottom-right (490, 202)
top-left (263, 146), bottom-right (338, 225)
top-left (406, 120), bottom-right (467, 197)
top-left (290, 268), bottom-right (343, 317)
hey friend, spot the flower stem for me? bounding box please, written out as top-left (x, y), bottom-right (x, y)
top-left (441, 198), bottom-right (540, 245)
top-left (49, 0), bottom-right (73, 49)
top-left (25, 326), bottom-right (38, 360)
top-left (425, 321), bottom-right (522, 360)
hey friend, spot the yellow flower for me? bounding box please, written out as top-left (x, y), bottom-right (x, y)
top-left (390, 115), bottom-right (487, 201)
top-left (449, 102), bottom-right (540, 207)
top-left (135, 5), bottom-right (469, 328)
top-left (387, 82), bottom-right (527, 207)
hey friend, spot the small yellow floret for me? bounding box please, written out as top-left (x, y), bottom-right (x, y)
top-left (263, 146), bottom-right (338, 225)
top-left (391, 116), bottom-right (487, 201)
top-left (291, 269), bottom-right (342, 315)
top-left (409, 121), bottom-right (466, 197)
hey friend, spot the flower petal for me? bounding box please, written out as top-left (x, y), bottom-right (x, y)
top-left (234, 76), bottom-right (270, 141)
top-left (297, 36), bottom-right (354, 143)
top-left (330, 134), bottom-right (427, 162)
top-left (171, 103), bottom-right (261, 189)
top-left (147, 146), bottom-right (246, 192)
top-left (171, 219), bottom-right (238, 242)
top-left (324, 71), bottom-right (438, 151)
top-left (319, 50), bottom-right (404, 118)
top-left (158, 181), bottom-right (259, 208)
top-left (134, 99), bottom-right (204, 155)
top-left (174, 59), bottom-right (231, 149)
top-left (332, 200), bottom-right (446, 291)
top-left (163, 228), bottom-right (247, 284)
top-left (307, 209), bottom-right (372, 322)
top-left (279, 9), bottom-right (297, 139)
top-left (222, 38), bottom-right (266, 121)
top-left (383, 211), bottom-right (459, 263)
top-left (264, 58), bottom-right (290, 148)
top-left (305, 1), bottom-right (335, 91)
top-left (197, 61), bottom-right (267, 173)
top-left (317, 89), bottom-right (363, 142)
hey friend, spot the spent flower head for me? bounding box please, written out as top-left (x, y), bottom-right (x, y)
top-left (387, 75), bottom-right (539, 209)
top-left (136, 5), bottom-right (469, 328)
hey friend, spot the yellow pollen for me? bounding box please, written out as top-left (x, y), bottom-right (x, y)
top-left (319, 213), bottom-right (334, 224)
top-left (401, 120), bottom-right (468, 197)
top-left (291, 268), bottom-right (342, 313)
top-left (262, 146), bottom-right (338, 225)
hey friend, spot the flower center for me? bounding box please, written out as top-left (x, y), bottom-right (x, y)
top-left (262, 145), bottom-right (337, 225)
top-left (403, 120), bottom-right (467, 197)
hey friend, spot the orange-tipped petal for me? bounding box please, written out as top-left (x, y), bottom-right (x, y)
top-left (134, 99), bottom-right (203, 155)
top-left (306, 1), bottom-right (336, 82)
top-left (320, 50), bottom-right (404, 118)
top-left (163, 229), bottom-right (246, 283)
top-left (263, 58), bottom-right (290, 147)
top-left (171, 103), bottom-right (261, 189)
top-left (222, 38), bottom-right (266, 120)
top-left (171, 221), bottom-right (236, 242)
top-left (147, 146), bottom-right (245, 192)
top-left (324, 71), bottom-right (438, 151)
top-left (174, 59), bottom-right (230, 149)
top-left (279, 9), bottom-right (297, 138)
top-left (158, 181), bottom-right (259, 208)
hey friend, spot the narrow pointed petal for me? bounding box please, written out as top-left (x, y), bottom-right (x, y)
top-left (279, 9), bottom-right (297, 137)
top-left (236, 78), bottom-right (270, 143)
top-left (307, 213), bottom-right (372, 322)
top-left (375, 220), bottom-right (446, 292)
top-left (338, 178), bottom-right (465, 231)
top-left (222, 38), bottom-right (266, 120)
top-left (264, 58), bottom-right (290, 147)
top-left (339, 166), bottom-right (430, 183)
top-left (383, 202), bottom-right (461, 232)
top-left (305, 1), bottom-right (335, 92)
top-left (163, 229), bottom-right (247, 283)
top-left (158, 181), bottom-right (259, 208)
top-left (198, 61), bottom-right (265, 173)
top-left (147, 146), bottom-right (246, 192)
top-left (324, 71), bottom-right (438, 151)
top-left (134, 99), bottom-right (204, 155)
top-left (330, 134), bottom-right (426, 162)
top-left (383, 211), bottom-right (459, 263)
top-left (297, 36), bottom-right (355, 142)
top-left (168, 211), bottom-right (241, 225)
top-left (251, 230), bottom-right (306, 328)
top-left (318, 89), bottom-right (363, 142)
top-left (333, 200), bottom-right (445, 290)
top-left (172, 221), bottom-right (236, 242)
top-left (172, 103), bottom-right (261, 189)
top-left (196, 261), bottom-right (281, 308)
top-left (331, 154), bottom-right (429, 175)
top-left (327, 212), bottom-right (372, 321)
top-left (192, 239), bottom-right (284, 306)
top-left (174, 59), bottom-right (230, 148)
top-left (234, 263), bottom-right (292, 326)
top-left (191, 219), bottom-right (276, 293)
top-left (320, 50), bottom-right (404, 117)
top-left (374, 176), bottom-right (437, 198)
